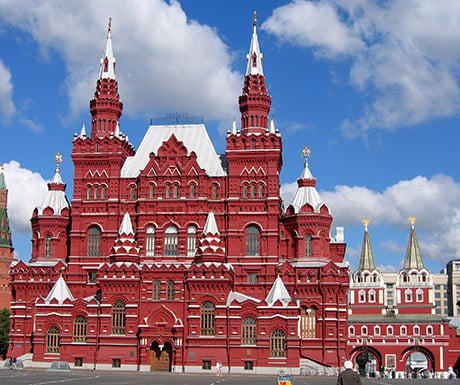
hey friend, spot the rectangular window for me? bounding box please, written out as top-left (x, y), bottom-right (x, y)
top-left (202, 360), bottom-right (211, 370)
top-left (74, 357), bottom-right (83, 367)
top-left (87, 272), bottom-right (97, 284)
top-left (244, 361), bottom-right (254, 370)
top-left (247, 273), bottom-right (258, 284)
top-left (112, 359), bottom-right (121, 368)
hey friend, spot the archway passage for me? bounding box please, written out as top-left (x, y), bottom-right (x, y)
top-left (149, 341), bottom-right (172, 371)
top-left (356, 351), bottom-right (379, 377)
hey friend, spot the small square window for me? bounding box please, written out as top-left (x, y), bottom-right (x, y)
top-left (112, 359), bottom-right (121, 368)
top-left (74, 357), bottom-right (83, 367)
top-left (202, 360), bottom-right (211, 370)
top-left (87, 272), bottom-right (97, 284)
top-left (248, 273), bottom-right (258, 284)
top-left (244, 361), bottom-right (254, 370)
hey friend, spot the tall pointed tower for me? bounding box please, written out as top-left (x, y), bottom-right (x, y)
top-left (89, 17), bottom-right (123, 138)
top-left (395, 217), bottom-right (434, 314)
top-left (225, 12), bottom-right (283, 286)
top-left (30, 152), bottom-right (70, 262)
top-left (71, 18), bottom-right (135, 267)
top-left (0, 164), bottom-right (13, 308)
top-left (349, 219), bottom-right (385, 315)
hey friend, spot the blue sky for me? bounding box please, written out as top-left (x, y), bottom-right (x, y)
top-left (1, 0), bottom-right (460, 273)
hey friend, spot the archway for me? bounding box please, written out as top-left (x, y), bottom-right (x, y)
top-left (405, 351), bottom-right (430, 378)
top-left (149, 341), bottom-right (173, 371)
top-left (350, 346), bottom-right (382, 377)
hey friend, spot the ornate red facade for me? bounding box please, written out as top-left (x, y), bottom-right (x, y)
top-left (7, 17), bottom-right (349, 373)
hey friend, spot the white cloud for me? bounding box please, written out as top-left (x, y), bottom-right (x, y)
top-left (264, 0), bottom-right (460, 134)
top-left (3, 161), bottom-right (47, 234)
top-left (281, 173), bottom-right (460, 265)
top-left (0, 0), bottom-right (241, 125)
top-left (0, 58), bottom-right (15, 119)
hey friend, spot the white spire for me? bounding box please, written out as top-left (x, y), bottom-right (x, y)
top-left (119, 212), bottom-right (134, 235)
top-left (231, 119), bottom-right (237, 134)
top-left (269, 119), bottom-right (276, 134)
top-left (99, 17), bottom-right (116, 80)
top-left (245, 11), bottom-right (264, 76)
top-left (45, 276), bottom-right (75, 305)
top-left (203, 212), bottom-right (219, 236)
top-left (114, 121), bottom-right (121, 137)
top-left (80, 122), bottom-right (86, 137)
top-left (266, 276), bottom-right (292, 307)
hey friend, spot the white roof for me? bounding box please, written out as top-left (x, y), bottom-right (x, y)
top-left (226, 290), bottom-right (261, 306)
top-left (119, 212), bottom-right (134, 235)
top-left (99, 20), bottom-right (116, 79)
top-left (36, 170), bottom-right (69, 215)
top-left (290, 161), bottom-right (325, 213)
top-left (44, 276), bottom-right (74, 305)
top-left (265, 276), bottom-right (292, 307)
top-left (203, 212), bottom-right (219, 235)
top-left (121, 124), bottom-right (226, 178)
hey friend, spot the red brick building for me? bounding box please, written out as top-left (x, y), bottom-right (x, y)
top-left (8, 17), bottom-right (349, 373)
top-left (348, 218), bottom-right (458, 378)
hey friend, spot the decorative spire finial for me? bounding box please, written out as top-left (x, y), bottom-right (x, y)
top-left (362, 218), bottom-right (370, 231)
top-left (253, 10), bottom-right (257, 26)
top-left (55, 152), bottom-right (63, 172)
top-left (302, 146), bottom-right (311, 166)
top-left (108, 17), bottom-right (112, 33)
top-left (409, 216), bottom-right (416, 228)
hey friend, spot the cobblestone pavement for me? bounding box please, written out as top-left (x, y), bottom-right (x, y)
top-left (0, 369), bottom-right (456, 385)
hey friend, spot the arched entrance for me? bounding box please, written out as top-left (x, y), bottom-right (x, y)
top-left (150, 341), bottom-right (172, 371)
top-left (351, 347), bottom-right (382, 377)
top-left (403, 348), bottom-right (434, 378)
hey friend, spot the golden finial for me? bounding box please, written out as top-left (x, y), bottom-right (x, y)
top-left (253, 11), bottom-right (257, 26)
top-left (108, 17), bottom-right (112, 32)
top-left (55, 152), bottom-right (63, 172)
top-left (301, 146), bottom-right (311, 159)
top-left (362, 218), bottom-right (370, 230)
top-left (408, 216), bottom-right (416, 227)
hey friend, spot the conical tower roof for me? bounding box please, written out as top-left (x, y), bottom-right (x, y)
top-left (403, 216), bottom-right (424, 270)
top-left (99, 17), bottom-right (116, 80)
top-left (45, 275), bottom-right (74, 305)
top-left (359, 218), bottom-right (376, 271)
top-left (0, 164), bottom-right (12, 248)
top-left (266, 276), bottom-right (292, 307)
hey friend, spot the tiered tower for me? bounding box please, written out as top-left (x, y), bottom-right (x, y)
top-left (0, 164), bottom-right (13, 309)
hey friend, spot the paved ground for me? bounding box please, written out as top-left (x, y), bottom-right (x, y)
top-left (0, 369), bottom-right (456, 385)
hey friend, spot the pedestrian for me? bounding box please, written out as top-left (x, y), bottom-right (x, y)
top-left (11, 356), bottom-right (16, 370)
top-left (337, 360), bottom-right (362, 385)
top-left (216, 360), bottom-right (222, 377)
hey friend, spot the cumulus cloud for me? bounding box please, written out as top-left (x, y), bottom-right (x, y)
top-left (3, 161), bottom-right (47, 234)
top-left (263, 0), bottom-right (460, 134)
top-left (0, 58), bottom-right (15, 119)
top-left (0, 0), bottom-right (241, 124)
top-left (281, 174), bottom-right (460, 265)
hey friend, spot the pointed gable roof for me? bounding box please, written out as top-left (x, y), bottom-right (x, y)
top-left (404, 216), bottom-right (424, 270)
top-left (45, 276), bottom-right (74, 305)
top-left (359, 218), bottom-right (376, 271)
top-left (266, 276), bottom-right (292, 307)
top-left (121, 124), bottom-right (226, 178)
top-left (119, 212), bottom-right (134, 236)
top-left (245, 11), bottom-right (264, 76)
top-left (99, 17), bottom-right (116, 80)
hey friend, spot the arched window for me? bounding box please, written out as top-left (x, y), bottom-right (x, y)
top-left (358, 290), bottom-right (366, 303)
top-left (251, 185), bottom-right (256, 198)
top-left (405, 289), bottom-right (413, 302)
top-left (112, 300), bottom-right (126, 335)
top-left (46, 326), bottom-right (60, 353)
top-left (258, 184), bottom-right (264, 198)
top-left (87, 226), bottom-right (101, 257)
top-left (413, 325), bottom-right (420, 335)
top-left (166, 184), bottom-right (171, 198)
top-left (401, 325), bottom-right (407, 335)
top-left (305, 234), bottom-right (312, 258)
top-left (211, 184), bottom-right (218, 199)
top-left (270, 329), bottom-right (286, 357)
top-left (45, 235), bottom-right (52, 258)
top-left (243, 184), bottom-right (248, 198)
top-left (94, 186), bottom-right (99, 200)
top-left (187, 225), bottom-right (197, 256)
top-left (129, 185), bottom-right (136, 200)
top-left (146, 226), bottom-right (155, 257)
top-left (164, 226), bottom-right (178, 256)
top-left (200, 301), bottom-right (215, 336)
top-left (301, 307), bottom-right (316, 338)
top-left (369, 289), bottom-right (376, 303)
top-left (387, 325), bottom-right (393, 335)
top-left (374, 326), bottom-right (381, 335)
top-left (87, 186), bottom-right (92, 200)
top-left (242, 317), bottom-right (256, 345)
top-left (153, 280), bottom-right (161, 300)
top-left (416, 289), bottom-right (424, 302)
top-left (173, 184), bottom-right (178, 198)
top-left (190, 183), bottom-right (196, 198)
top-left (427, 325), bottom-right (433, 335)
top-left (149, 184), bottom-right (155, 198)
top-left (73, 315), bottom-right (87, 343)
top-left (349, 326), bottom-right (355, 335)
top-left (100, 186), bottom-right (106, 200)
top-left (246, 225), bottom-right (260, 256)
top-left (167, 280), bottom-right (175, 300)
top-left (362, 326), bottom-right (368, 335)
